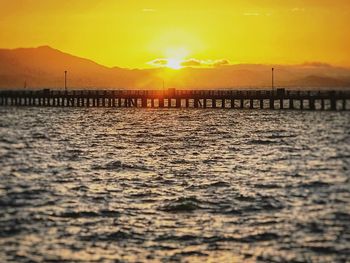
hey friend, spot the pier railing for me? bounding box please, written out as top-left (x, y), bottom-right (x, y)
top-left (0, 89), bottom-right (349, 110)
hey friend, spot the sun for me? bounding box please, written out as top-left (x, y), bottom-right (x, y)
top-left (166, 58), bottom-right (182, 69)
top-left (163, 47), bottom-right (189, 69)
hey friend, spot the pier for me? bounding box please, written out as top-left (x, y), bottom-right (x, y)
top-left (0, 89), bottom-right (349, 110)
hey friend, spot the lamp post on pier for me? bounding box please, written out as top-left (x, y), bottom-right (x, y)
top-left (272, 67), bottom-right (274, 92)
top-left (64, 70), bottom-right (67, 93)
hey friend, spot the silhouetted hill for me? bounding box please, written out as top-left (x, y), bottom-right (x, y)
top-left (1, 46), bottom-right (350, 89)
top-left (0, 46), bottom-right (154, 88)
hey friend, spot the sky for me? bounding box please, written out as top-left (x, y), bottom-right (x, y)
top-left (0, 0), bottom-right (349, 68)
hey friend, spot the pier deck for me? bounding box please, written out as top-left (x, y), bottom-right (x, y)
top-left (0, 89), bottom-right (349, 110)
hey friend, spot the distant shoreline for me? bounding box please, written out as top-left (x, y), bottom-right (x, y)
top-left (1, 46), bottom-right (350, 90)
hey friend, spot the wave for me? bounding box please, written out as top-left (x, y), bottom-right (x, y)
top-left (238, 232), bottom-right (280, 242)
top-left (266, 134), bottom-right (298, 139)
top-left (160, 196), bottom-right (202, 212)
top-left (300, 181), bottom-right (331, 188)
top-left (92, 160), bottom-right (150, 171)
top-left (80, 230), bottom-right (130, 242)
top-left (249, 139), bottom-right (279, 145)
top-left (254, 183), bottom-right (281, 189)
top-left (205, 181), bottom-right (231, 188)
top-left (58, 209), bottom-right (120, 218)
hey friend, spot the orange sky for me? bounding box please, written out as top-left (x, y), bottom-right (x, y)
top-left (0, 0), bottom-right (349, 68)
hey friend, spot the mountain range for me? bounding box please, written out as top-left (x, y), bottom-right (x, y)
top-left (1, 46), bottom-right (350, 90)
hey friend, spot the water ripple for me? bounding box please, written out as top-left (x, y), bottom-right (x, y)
top-left (0, 107), bottom-right (349, 262)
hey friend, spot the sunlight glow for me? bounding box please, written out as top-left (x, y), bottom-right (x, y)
top-left (1, 1), bottom-right (349, 67)
top-left (166, 58), bottom-right (182, 69)
top-left (163, 47), bottom-right (189, 69)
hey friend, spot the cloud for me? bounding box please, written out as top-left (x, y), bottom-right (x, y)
top-left (244, 12), bottom-right (260, 16)
top-left (181, 58), bottom-right (230, 67)
top-left (212, 59), bottom-right (230, 66)
top-left (142, 8), bottom-right (156, 12)
top-left (291, 7), bottom-right (305, 12)
top-left (244, 11), bottom-right (273, 17)
top-left (301, 62), bottom-right (331, 68)
top-left (148, 58), bottom-right (169, 67)
top-left (180, 59), bottom-right (203, 67)
top-left (148, 58), bottom-right (231, 68)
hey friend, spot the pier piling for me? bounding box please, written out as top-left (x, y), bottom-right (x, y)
top-left (0, 89), bottom-right (348, 111)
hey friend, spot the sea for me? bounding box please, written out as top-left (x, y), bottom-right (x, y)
top-left (0, 107), bottom-right (349, 262)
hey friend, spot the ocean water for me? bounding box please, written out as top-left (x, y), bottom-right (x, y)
top-left (0, 107), bottom-right (349, 263)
